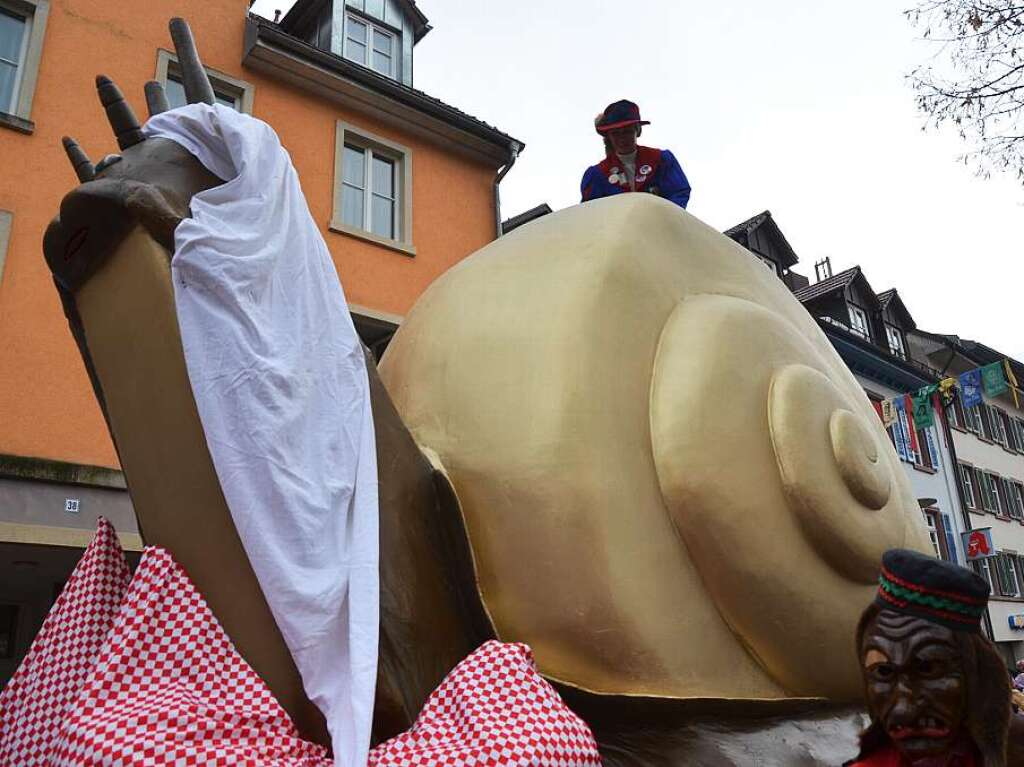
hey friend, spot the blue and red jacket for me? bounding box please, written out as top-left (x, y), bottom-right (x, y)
top-left (580, 146), bottom-right (691, 209)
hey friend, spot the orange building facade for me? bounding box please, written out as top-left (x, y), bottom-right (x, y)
top-left (0, 0), bottom-right (521, 683)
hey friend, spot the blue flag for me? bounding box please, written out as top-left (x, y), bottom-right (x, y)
top-left (959, 368), bottom-right (983, 409)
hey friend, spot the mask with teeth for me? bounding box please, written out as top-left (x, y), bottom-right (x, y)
top-left (862, 610), bottom-right (966, 762)
top-left (854, 606), bottom-right (1011, 766)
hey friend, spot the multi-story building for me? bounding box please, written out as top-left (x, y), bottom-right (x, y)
top-left (0, 0), bottom-right (521, 686)
top-left (726, 215), bottom-right (971, 565)
top-left (908, 332), bottom-right (1024, 665)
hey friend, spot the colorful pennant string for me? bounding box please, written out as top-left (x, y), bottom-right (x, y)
top-left (872, 359), bottom-right (1021, 435)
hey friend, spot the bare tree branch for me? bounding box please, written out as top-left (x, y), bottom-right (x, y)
top-left (907, 0), bottom-right (1024, 181)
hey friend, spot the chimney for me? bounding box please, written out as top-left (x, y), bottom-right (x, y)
top-left (273, 9), bottom-right (283, 23)
top-left (813, 257), bottom-right (832, 283)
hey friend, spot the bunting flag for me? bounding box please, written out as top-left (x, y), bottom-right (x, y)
top-left (871, 359), bottom-right (1019, 461)
top-left (880, 398), bottom-right (897, 428)
top-left (911, 386), bottom-right (936, 429)
top-left (1005, 359), bottom-right (1021, 409)
top-left (938, 377), bottom-right (958, 408)
top-left (981, 362), bottom-right (1009, 398)
top-left (959, 368), bottom-right (984, 409)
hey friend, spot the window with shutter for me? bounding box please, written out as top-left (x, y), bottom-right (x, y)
top-left (996, 554), bottom-right (1021, 597)
top-left (950, 394), bottom-right (967, 429)
top-left (1003, 412), bottom-right (1020, 451)
top-left (980, 472), bottom-right (998, 513)
top-left (980, 406), bottom-right (996, 441)
top-left (964, 404), bottom-right (983, 435)
top-left (988, 473), bottom-right (1005, 515)
top-left (1002, 477), bottom-right (1022, 520)
top-left (959, 463), bottom-right (977, 508)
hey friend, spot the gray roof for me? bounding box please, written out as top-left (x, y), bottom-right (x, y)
top-left (281, 0), bottom-right (431, 42)
top-left (876, 288), bottom-right (916, 330)
top-left (724, 210), bottom-right (771, 238)
top-left (793, 266), bottom-right (861, 303)
top-left (913, 329), bottom-right (1024, 383)
top-left (723, 210), bottom-right (799, 268)
top-left (249, 17), bottom-right (523, 155)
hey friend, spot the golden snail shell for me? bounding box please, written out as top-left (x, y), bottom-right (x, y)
top-left (380, 194), bottom-right (930, 701)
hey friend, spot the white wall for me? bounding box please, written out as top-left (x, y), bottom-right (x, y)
top-left (986, 597), bottom-right (1024, 648)
top-left (855, 375), bottom-right (968, 562)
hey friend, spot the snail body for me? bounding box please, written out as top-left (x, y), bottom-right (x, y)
top-left (380, 194), bottom-right (930, 700)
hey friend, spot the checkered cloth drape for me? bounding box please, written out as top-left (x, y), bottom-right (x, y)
top-left (0, 521), bottom-right (601, 767)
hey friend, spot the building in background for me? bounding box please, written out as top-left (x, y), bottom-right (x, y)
top-left (727, 217), bottom-right (971, 567)
top-left (0, 0), bottom-right (521, 686)
top-left (724, 210), bottom-right (807, 292)
top-left (908, 332), bottom-right (1024, 665)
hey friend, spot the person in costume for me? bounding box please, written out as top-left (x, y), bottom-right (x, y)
top-left (580, 99), bottom-right (691, 209)
top-left (1013, 660), bottom-right (1024, 691)
top-left (847, 549), bottom-right (1011, 767)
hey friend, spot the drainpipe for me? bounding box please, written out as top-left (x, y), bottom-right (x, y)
top-left (935, 369), bottom-right (994, 637)
top-left (493, 142), bottom-right (520, 238)
top-left (937, 390), bottom-right (976, 553)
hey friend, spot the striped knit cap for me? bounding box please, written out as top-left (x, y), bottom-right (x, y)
top-left (875, 548), bottom-right (989, 634)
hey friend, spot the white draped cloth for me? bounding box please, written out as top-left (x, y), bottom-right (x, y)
top-left (143, 104), bottom-right (379, 767)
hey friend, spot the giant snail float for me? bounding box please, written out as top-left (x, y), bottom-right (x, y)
top-left (43, 18), bottom-right (949, 766)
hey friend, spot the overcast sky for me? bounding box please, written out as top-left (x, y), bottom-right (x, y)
top-left (252, 0), bottom-right (1024, 360)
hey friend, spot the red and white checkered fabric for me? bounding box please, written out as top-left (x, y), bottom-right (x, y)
top-left (0, 517), bottom-right (131, 766)
top-left (1, 522), bottom-right (601, 767)
top-left (369, 641), bottom-right (602, 767)
top-left (47, 546), bottom-right (333, 766)
top-left (0, 519), bottom-right (331, 767)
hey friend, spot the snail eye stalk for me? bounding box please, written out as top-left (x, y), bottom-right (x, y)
top-left (144, 80), bottom-right (170, 117)
top-left (168, 18), bottom-right (216, 106)
top-left (61, 136), bottom-right (95, 182)
top-left (96, 75), bottom-right (146, 151)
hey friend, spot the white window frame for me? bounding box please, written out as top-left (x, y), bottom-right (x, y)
top-left (0, 5), bottom-right (29, 112)
top-left (964, 403), bottom-right (983, 435)
top-left (1005, 478), bottom-right (1024, 520)
top-left (999, 553), bottom-right (1021, 598)
top-left (890, 408), bottom-right (913, 463)
top-left (885, 324), bottom-right (906, 359)
top-left (921, 509), bottom-right (943, 559)
top-left (959, 463), bottom-right (977, 508)
top-left (154, 49), bottom-right (255, 115)
top-left (1007, 415), bottom-right (1024, 452)
top-left (979, 471), bottom-right (997, 513)
top-left (912, 426), bottom-right (929, 468)
top-left (988, 472), bottom-right (1004, 515)
top-left (0, 209), bottom-right (10, 285)
top-left (1014, 483), bottom-right (1024, 519)
top-left (949, 394), bottom-right (966, 429)
top-left (331, 120), bottom-right (414, 256)
top-left (343, 11), bottom-right (398, 79)
top-left (989, 405), bottom-right (1009, 447)
top-left (977, 557), bottom-right (994, 591)
top-left (847, 304), bottom-right (871, 340)
top-left (0, 0), bottom-right (48, 128)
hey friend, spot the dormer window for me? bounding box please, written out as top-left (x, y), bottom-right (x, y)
top-left (885, 324), bottom-right (906, 360)
top-left (278, 0), bottom-right (427, 88)
top-left (847, 303), bottom-right (871, 340)
top-left (344, 12), bottom-right (397, 78)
